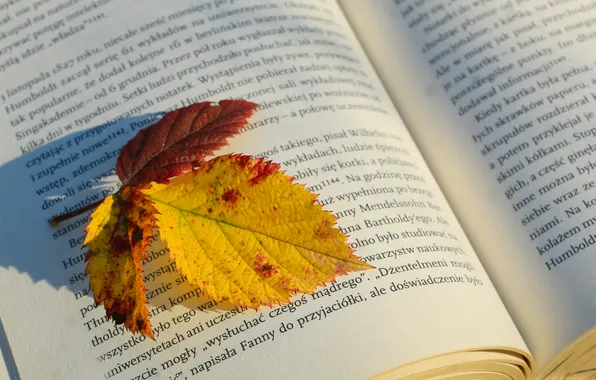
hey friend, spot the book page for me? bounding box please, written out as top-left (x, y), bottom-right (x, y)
top-left (0, 317), bottom-right (18, 380)
top-left (0, 357), bottom-right (10, 380)
top-left (0, 0), bottom-right (527, 379)
top-left (340, 0), bottom-right (596, 373)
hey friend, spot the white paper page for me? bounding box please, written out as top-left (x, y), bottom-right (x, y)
top-left (0, 317), bottom-right (20, 380)
top-left (0, 358), bottom-right (9, 380)
top-left (340, 0), bottom-right (596, 371)
top-left (0, 1), bottom-right (527, 379)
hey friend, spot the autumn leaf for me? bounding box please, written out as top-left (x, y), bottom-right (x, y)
top-left (82, 100), bottom-right (256, 337)
top-left (84, 187), bottom-right (157, 338)
top-left (143, 154), bottom-right (373, 308)
top-left (81, 100), bottom-right (371, 339)
top-left (116, 100), bottom-right (258, 187)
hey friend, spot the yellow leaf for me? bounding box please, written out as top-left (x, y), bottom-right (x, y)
top-left (84, 187), bottom-right (157, 338)
top-left (144, 154), bottom-right (372, 308)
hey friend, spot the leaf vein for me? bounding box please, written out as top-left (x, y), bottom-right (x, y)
top-left (216, 221), bottom-right (284, 300)
top-left (149, 197), bottom-right (358, 265)
top-left (179, 212), bottom-right (255, 302)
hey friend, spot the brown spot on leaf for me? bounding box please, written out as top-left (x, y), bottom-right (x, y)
top-left (221, 189), bottom-right (240, 204)
top-left (335, 261), bottom-right (348, 275)
top-left (254, 253), bottom-right (279, 278)
top-left (112, 312), bottom-right (126, 325)
top-left (131, 227), bottom-right (143, 245)
top-left (279, 276), bottom-right (291, 288)
top-left (313, 219), bottom-right (335, 239)
top-left (111, 236), bottom-right (129, 255)
top-left (259, 264), bottom-right (278, 278)
top-left (136, 319), bottom-right (145, 331)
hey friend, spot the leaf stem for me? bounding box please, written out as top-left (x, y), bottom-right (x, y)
top-left (49, 200), bottom-right (103, 226)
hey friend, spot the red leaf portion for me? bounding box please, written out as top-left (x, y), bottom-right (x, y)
top-left (117, 100), bottom-right (258, 187)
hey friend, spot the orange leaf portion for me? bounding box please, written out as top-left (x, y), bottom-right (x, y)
top-left (144, 154), bottom-right (373, 308)
top-left (83, 187), bottom-right (157, 338)
top-left (116, 100), bottom-right (258, 187)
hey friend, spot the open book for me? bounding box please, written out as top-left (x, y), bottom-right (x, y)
top-left (1, 0), bottom-right (595, 378)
